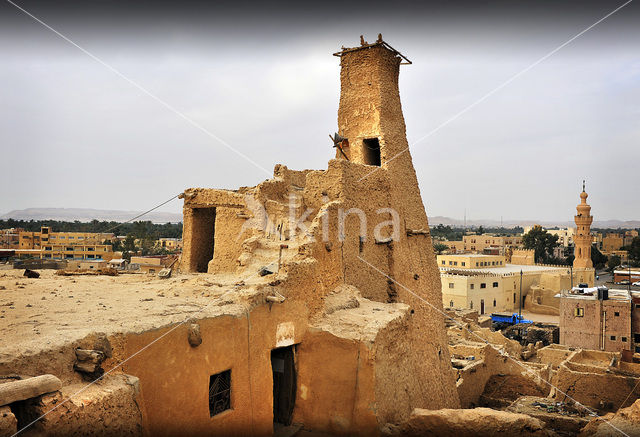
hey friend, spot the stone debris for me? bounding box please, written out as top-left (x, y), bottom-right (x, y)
top-left (187, 323), bottom-right (202, 347)
top-left (55, 268), bottom-right (118, 276)
top-left (74, 348), bottom-right (106, 379)
top-left (157, 268), bottom-right (172, 279)
top-left (23, 269), bottom-right (40, 279)
top-left (580, 399), bottom-right (640, 436)
top-left (387, 407), bottom-right (554, 437)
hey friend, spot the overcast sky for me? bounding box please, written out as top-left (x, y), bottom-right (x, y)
top-left (0, 0), bottom-right (638, 222)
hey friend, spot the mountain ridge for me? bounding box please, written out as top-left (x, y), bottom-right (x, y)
top-left (1, 208), bottom-right (182, 224)
top-left (429, 215), bottom-right (640, 229)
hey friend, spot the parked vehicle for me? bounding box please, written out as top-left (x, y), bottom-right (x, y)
top-left (490, 313), bottom-right (532, 330)
top-left (617, 280), bottom-right (631, 285)
top-left (633, 281), bottom-right (640, 286)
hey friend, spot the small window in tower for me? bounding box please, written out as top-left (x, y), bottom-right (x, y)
top-left (209, 370), bottom-right (231, 417)
top-left (363, 138), bottom-right (381, 166)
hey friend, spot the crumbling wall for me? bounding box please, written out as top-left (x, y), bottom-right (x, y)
top-left (175, 38), bottom-right (462, 429)
top-left (525, 285), bottom-right (560, 315)
top-left (449, 342), bottom-right (550, 408)
top-left (550, 350), bottom-right (640, 411)
top-left (9, 374), bottom-right (141, 437)
top-left (297, 290), bottom-right (441, 433)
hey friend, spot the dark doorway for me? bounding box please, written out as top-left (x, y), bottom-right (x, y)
top-left (480, 299), bottom-right (485, 315)
top-left (363, 138), bottom-right (381, 166)
top-left (271, 346), bottom-right (296, 426)
top-left (190, 207), bottom-right (216, 273)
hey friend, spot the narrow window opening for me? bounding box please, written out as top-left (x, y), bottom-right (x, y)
top-left (209, 370), bottom-right (231, 417)
top-left (363, 138), bottom-right (381, 166)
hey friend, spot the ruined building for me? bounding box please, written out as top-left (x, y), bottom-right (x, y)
top-left (177, 35), bottom-right (460, 434)
top-left (0, 36), bottom-right (460, 437)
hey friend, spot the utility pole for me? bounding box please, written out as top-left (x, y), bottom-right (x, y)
top-left (519, 269), bottom-right (523, 317)
top-left (570, 264), bottom-right (574, 289)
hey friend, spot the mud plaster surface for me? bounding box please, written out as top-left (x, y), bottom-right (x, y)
top-left (0, 269), bottom-right (270, 364)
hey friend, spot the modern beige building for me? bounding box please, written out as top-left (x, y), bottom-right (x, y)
top-left (523, 226), bottom-right (576, 248)
top-left (0, 228), bottom-right (22, 249)
top-left (130, 256), bottom-right (172, 274)
top-left (155, 238), bottom-right (183, 250)
top-left (17, 227), bottom-right (114, 260)
top-left (40, 243), bottom-right (114, 261)
top-left (440, 235), bottom-right (522, 255)
top-left (437, 254), bottom-right (506, 269)
top-left (19, 227), bottom-right (113, 249)
top-left (461, 235), bottom-right (523, 253)
top-left (603, 233), bottom-right (624, 252)
top-left (437, 254), bottom-right (574, 315)
top-left (69, 260), bottom-right (109, 270)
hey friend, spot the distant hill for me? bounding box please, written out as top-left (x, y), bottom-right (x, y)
top-left (429, 216), bottom-right (640, 230)
top-left (1, 208), bottom-right (182, 224)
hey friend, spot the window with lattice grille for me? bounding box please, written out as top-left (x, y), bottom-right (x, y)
top-left (209, 370), bottom-right (231, 417)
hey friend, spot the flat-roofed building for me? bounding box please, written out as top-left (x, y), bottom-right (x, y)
top-left (437, 254), bottom-right (580, 315)
top-left (0, 228), bottom-right (22, 249)
top-left (603, 233), bottom-right (625, 252)
top-left (155, 238), bottom-right (182, 250)
top-left (16, 226), bottom-right (114, 261)
top-left (40, 243), bottom-right (113, 261)
top-left (461, 234), bottom-right (523, 254)
top-left (19, 226), bottom-right (113, 250)
top-left (69, 260), bottom-right (108, 270)
top-left (524, 226), bottom-right (576, 247)
top-left (614, 269), bottom-right (640, 284)
top-left (440, 240), bottom-right (465, 254)
top-left (130, 255), bottom-right (175, 274)
top-left (437, 254), bottom-right (506, 269)
top-left (559, 287), bottom-right (631, 352)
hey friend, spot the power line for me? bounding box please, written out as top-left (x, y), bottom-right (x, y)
top-left (101, 194), bottom-right (182, 235)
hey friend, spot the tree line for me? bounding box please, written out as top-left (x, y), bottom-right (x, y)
top-left (0, 219), bottom-right (182, 239)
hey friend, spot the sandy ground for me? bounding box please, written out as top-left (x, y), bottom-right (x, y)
top-left (0, 268), bottom-right (267, 361)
